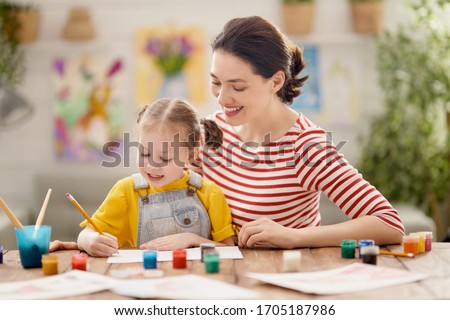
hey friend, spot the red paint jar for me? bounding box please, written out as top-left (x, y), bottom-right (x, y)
top-left (72, 253), bottom-right (88, 271)
top-left (423, 231), bottom-right (433, 251)
top-left (172, 249), bottom-right (187, 269)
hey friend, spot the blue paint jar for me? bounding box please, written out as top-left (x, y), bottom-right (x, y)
top-left (358, 239), bottom-right (375, 258)
top-left (143, 250), bottom-right (157, 269)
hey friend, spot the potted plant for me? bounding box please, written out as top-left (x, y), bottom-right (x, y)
top-left (0, 1), bottom-right (40, 44)
top-left (349, 0), bottom-right (384, 34)
top-left (0, 2), bottom-right (26, 88)
top-left (281, 0), bottom-right (315, 35)
top-left (358, 0), bottom-right (450, 239)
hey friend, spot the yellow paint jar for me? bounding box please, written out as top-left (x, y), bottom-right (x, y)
top-left (42, 254), bottom-right (58, 275)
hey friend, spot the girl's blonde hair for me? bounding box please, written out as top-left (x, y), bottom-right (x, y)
top-left (137, 98), bottom-right (222, 150)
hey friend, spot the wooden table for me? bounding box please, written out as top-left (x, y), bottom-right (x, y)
top-left (1, 243), bottom-right (450, 299)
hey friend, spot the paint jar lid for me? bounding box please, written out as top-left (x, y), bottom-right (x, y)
top-left (360, 245), bottom-right (379, 255)
top-left (403, 234), bottom-right (419, 242)
top-left (411, 232), bottom-right (425, 239)
top-left (72, 253), bottom-right (88, 262)
top-left (200, 243), bottom-right (216, 249)
top-left (204, 251), bottom-right (219, 262)
top-left (358, 239), bottom-right (375, 246)
top-left (341, 239), bottom-right (356, 248)
top-left (143, 250), bottom-right (157, 257)
top-left (421, 231), bottom-right (433, 238)
top-left (42, 254), bottom-right (58, 263)
top-left (172, 248), bottom-right (187, 257)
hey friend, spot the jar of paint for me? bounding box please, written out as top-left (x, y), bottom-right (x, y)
top-left (360, 245), bottom-right (379, 265)
top-left (42, 254), bottom-right (58, 275)
top-left (172, 249), bottom-right (187, 269)
top-left (422, 231), bottom-right (433, 251)
top-left (143, 250), bottom-right (157, 269)
top-left (282, 250), bottom-right (302, 272)
top-left (204, 251), bottom-right (220, 273)
top-left (341, 239), bottom-right (356, 258)
top-left (71, 253), bottom-right (88, 271)
top-left (403, 234), bottom-right (419, 255)
top-left (411, 232), bottom-right (426, 254)
top-left (358, 239), bottom-right (375, 258)
top-left (200, 243), bottom-right (215, 262)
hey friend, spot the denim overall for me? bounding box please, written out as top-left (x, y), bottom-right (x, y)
top-left (133, 171), bottom-right (212, 246)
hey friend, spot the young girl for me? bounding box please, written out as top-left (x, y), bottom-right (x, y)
top-left (194, 16), bottom-right (405, 249)
top-left (77, 98), bottom-right (235, 257)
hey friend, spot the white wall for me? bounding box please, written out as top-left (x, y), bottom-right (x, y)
top-left (0, 0), bottom-right (406, 210)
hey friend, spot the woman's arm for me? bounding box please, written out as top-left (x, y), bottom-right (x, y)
top-left (238, 216), bottom-right (404, 249)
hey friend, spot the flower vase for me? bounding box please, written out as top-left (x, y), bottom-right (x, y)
top-left (159, 72), bottom-right (188, 99)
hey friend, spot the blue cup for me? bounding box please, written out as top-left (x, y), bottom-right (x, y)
top-left (15, 225), bottom-right (51, 268)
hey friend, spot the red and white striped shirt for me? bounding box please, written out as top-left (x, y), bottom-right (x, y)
top-left (201, 111), bottom-right (405, 234)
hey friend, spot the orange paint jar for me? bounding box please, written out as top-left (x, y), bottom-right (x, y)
top-left (403, 234), bottom-right (419, 255)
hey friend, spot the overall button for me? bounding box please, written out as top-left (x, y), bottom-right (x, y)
top-left (142, 196), bottom-right (149, 204)
top-left (186, 189), bottom-right (195, 196)
top-left (183, 217), bottom-right (191, 225)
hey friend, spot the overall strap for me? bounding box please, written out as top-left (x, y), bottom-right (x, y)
top-left (132, 173), bottom-right (149, 190)
top-left (187, 170), bottom-right (203, 190)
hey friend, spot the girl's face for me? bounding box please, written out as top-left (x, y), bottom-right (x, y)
top-left (210, 50), bottom-right (275, 127)
top-left (137, 125), bottom-right (190, 188)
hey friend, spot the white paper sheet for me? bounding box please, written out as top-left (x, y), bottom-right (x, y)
top-left (107, 246), bottom-right (243, 264)
top-left (0, 270), bottom-right (119, 300)
top-left (111, 274), bottom-right (258, 299)
top-left (245, 262), bottom-right (428, 295)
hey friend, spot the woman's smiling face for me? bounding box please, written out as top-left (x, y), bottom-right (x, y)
top-left (210, 50), bottom-right (274, 127)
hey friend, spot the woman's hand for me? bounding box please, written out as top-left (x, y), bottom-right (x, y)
top-left (77, 228), bottom-right (118, 257)
top-left (140, 233), bottom-right (201, 251)
top-left (238, 217), bottom-right (296, 249)
top-left (49, 240), bottom-right (79, 252)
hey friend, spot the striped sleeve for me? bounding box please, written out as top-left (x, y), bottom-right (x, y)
top-left (295, 126), bottom-right (405, 234)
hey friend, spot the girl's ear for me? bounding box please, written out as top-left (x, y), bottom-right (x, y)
top-left (186, 147), bottom-right (201, 168)
top-left (189, 147), bottom-right (200, 163)
top-left (271, 70), bottom-right (285, 93)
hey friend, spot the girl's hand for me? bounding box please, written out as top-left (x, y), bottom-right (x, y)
top-left (140, 233), bottom-right (200, 251)
top-left (82, 232), bottom-right (118, 257)
top-left (238, 217), bottom-right (295, 249)
top-left (49, 240), bottom-right (79, 252)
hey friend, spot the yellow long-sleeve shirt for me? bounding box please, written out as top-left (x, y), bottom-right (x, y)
top-left (80, 171), bottom-right (234, 248)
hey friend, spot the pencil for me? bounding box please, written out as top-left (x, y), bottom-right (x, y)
top-left (379, 250), bottom-right (415, 258)
top-left (0, 196), bottom-right (23, 229)
top-left (66, 193), bottom-right (104, 235)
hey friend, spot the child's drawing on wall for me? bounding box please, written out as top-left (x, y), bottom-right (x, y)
top-left (52, 55), bottom-right (124, 161)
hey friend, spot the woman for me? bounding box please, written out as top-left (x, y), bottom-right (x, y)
top-left (196, 16), bottom-right (404, 249)
top-left (50, 16), bottom-right (404, 253)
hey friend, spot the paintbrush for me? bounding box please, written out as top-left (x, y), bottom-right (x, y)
top-left (379, 250), bottom-right (415, 258)
top-left (0, 196), bottom-right (23, 229)
top-left (34, 188), bottom-right (52, 237)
